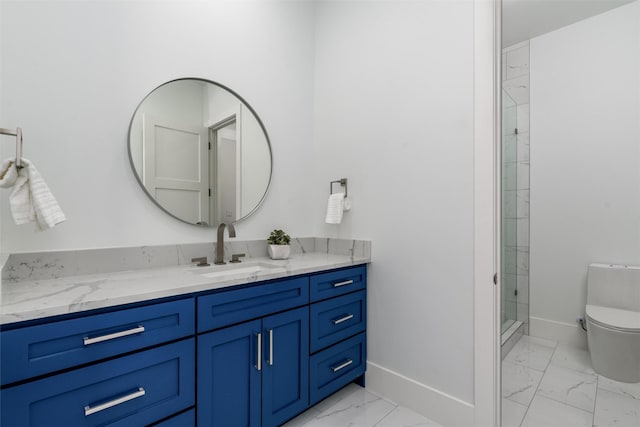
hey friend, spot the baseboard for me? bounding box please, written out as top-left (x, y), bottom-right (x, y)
top-left (530, 316), bottom-right (588, 349)
top-left (365, 361), bottom-right (474, 427)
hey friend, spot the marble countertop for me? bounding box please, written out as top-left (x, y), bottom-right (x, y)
top-left (1, 252), bottom-right (369, 326)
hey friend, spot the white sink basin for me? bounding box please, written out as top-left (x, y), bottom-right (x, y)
top-left (191, 262), bottom-right (284, 279)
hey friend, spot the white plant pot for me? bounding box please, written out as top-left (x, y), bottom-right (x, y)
top-left (268, 245), bottom-right (291, 260)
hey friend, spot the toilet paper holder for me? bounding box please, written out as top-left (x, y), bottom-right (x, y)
top-left (329, 178), bottom-right (348, 198)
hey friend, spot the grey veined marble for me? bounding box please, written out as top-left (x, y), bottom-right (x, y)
top-left (0, 238), bottom-right (371, 325)
top-left (2, 238), bottom-right (371, 282)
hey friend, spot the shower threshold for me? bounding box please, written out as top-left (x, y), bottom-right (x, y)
top-left (501, 320), bottom-right (524, 359)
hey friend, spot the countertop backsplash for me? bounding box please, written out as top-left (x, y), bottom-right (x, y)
top-left (2, 237), bottom-right (371, 283)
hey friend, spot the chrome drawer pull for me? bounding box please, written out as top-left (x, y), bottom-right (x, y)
top-left (84, 387), bottom-right (145, 416)
top-left (331, 359), bottom-right (353, 373)
top-left (268, 329), bottom-right (274, 366)
top-left (256, 332), bottom-right (262, 371)
top-left (332, 314), bottom-right (354, 325)
top-left (83, 325), bottom-right (145, 346)
top-left (332, 279), bottom-right (354, 288)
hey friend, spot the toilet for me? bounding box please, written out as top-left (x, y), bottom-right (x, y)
top-left (586, 263), bottom-right (640, 383)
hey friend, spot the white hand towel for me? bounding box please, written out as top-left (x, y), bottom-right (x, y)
top-left (325, 192), bottom-right (344, 224)
top-left (0, 158), bottom-right (66, 230)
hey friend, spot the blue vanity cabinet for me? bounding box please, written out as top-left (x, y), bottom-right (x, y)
top-left (308, 266), bottom-right (367, 406)
top-left (1, 263), bottom-right (367, 427)
top-left (197, 305), bottom-right (309, 427)
top-left (0, 298), bottom-right (196, 426)
top-left (310, 290), bottom-right (366, 353)
top-left (151, 409), bottom-right (196, 426)
top-left (197, 319), bottom-right (262, 426)
top-left (1, 298), bottom-right (195, 385)
top-left (1, 338), bottom-right (195, 427)
top-left (309, 265), bottom-right (366, 302)
top-left (261, 307), bottom-right (310, 426)
top-left (197, 276), bottom-right (308, 333)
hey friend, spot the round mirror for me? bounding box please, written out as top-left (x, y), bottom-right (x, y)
top-left (128, 78), bottom-right (272, 226)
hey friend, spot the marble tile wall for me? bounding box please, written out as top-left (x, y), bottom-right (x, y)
top-left (1, 238), bottom-right (372, 282)
top-left (503, 41), bottom-right (530, 335)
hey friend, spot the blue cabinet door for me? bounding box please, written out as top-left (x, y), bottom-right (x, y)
top-left (261, 306), bottom-right (309, 427)
top-left (197, 320), bottom-right (262, 427)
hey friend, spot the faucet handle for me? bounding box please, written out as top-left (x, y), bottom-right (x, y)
top-left (230, 253), bottom-right (246, 263)
top-left (191, 257), bottom-right (210, 267)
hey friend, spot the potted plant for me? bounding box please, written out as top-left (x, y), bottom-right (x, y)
top-left (267, 229), bottom-right (291, 260)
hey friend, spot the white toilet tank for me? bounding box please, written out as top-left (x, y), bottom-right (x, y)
top-left (587, 264), bottom-right (640, 311)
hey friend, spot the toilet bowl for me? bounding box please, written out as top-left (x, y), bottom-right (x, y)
top-left (586, 264), bottom-right (640, 383)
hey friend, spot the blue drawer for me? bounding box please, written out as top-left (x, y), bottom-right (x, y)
top-left (309, 266), bottom-right (366, 302)
top-left (1, 338), bottom-right (195, 427)
top-left (1, 298), bottom-right (195, 385)
top-left (152, 409), bottom-right (195, 426)
top-left (310, 290), bottom-right (366, 353)
top-left (197, 277), bottom-right (309, 332)
top-left (309, 332), bottom-right (366, 405)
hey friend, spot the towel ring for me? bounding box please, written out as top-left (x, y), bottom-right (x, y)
top-left (330, 178), bottom-right (347, 197)
top-left (0, 127), bottom-right (23, 168)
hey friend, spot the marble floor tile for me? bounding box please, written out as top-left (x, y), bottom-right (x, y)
top-left (521, 394), bottom-right (593, 427)
top-left (302, 386), bottom-right (396, 427)
top-left (502, 360), bottom-right (545, 406)
top-left (503, 335), bottom-right (640, 427)
top-left (593, 388), bottom-right (640, 427)
top-left (284, 385), bottom-right (370, 426)
top-left (504, 335), bottom-right (556, 372)
top-left (374, 406), bottom-right (443, 427)
top-left (501, 398), bottom-right (528, 427)
top-left (284, 385), bottom-right (371, 427)
top-left (597, 375), bottom-right (640, 401)
top-left (536, 365), bottom-right (597, 412)
top-left (283, 407), bottom-right (323, 427)
top-left (550, 344), bottom-right (596, 375)
top-left (312, 383), bottom-right (366, 414)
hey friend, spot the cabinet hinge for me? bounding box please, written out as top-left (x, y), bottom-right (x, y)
top-left (208, 188), bottom-right (211, 197)
top-left (208, 142), bottom-right (211, 150)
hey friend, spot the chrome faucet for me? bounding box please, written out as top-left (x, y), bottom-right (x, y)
top-left (214, 222), bottom-right (236, 265)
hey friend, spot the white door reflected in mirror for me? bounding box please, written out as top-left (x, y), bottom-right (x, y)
top-left (128, 78), bottom-right (272, 227)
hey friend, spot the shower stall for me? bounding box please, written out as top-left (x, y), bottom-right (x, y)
top-left (501, 88), bottom-right (518, 334)
top-left (500, 41), bottom-right (531, 356)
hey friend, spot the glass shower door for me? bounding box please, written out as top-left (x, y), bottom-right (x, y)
top-left (501, 89), bottom-right (518, 333)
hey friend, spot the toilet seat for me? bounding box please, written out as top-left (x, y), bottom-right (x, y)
top-left (586, 304), bottom-right (640, 333)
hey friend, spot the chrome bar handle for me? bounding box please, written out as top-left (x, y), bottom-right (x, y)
top-left (256, 332), bottom-right (262, 371)
top-left (83, 325), bottom-right (145, 346)
top-left (332, 279), bottom-right (353, 288)
top-left (332, 314), bottom-right (354, 325)
top-left (331, 359), bottom-right (353, 373)
top-left (268, 329), bottom-right (274, 366)
top-left (84, 387), bottom-right (145, 416)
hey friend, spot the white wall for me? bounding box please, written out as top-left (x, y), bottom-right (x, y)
top-left (529, 2), bottom-right (640, 345)
top-left (313, 0), bottom-right (475, 406)
top-left (1, 0), bottom-right (482, 422)
top-left (0, 0), bottom-right (316, 252)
